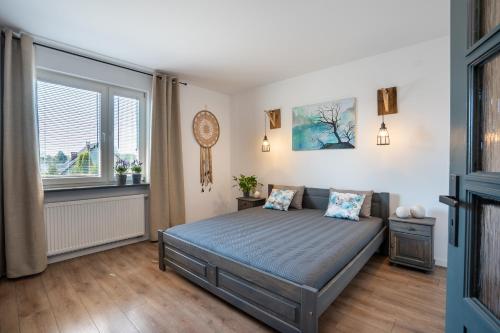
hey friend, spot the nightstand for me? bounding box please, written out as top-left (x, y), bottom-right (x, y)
top-left (389, 214), bottom-right (436, 271)
top-left (237, 197), bottom-right (266, 211)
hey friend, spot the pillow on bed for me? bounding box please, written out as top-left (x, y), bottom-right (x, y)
top-left (273, 185), bottom-right (305, 209)
top-left (330, 188), bottom-right (373, 217)
top-left (324, 191), bottom-right (366, 221)
top-left (263, 189), bottom-right (297, 211)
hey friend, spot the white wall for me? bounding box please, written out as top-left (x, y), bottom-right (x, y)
top-left (36, 38), bottom-right (451, 265)
top-left (230, 37), bottom-right (450, 266)
top-left (179, 85), bottom-right (233, 223)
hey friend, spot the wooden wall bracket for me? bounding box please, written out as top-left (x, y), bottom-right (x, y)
top-left (377, 87), bottom-right (398, 115)
top-left (265, 109), bottom-right (281, 129)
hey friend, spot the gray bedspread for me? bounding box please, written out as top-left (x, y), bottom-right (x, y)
top-left (165, 207), bottom-right (383, 289)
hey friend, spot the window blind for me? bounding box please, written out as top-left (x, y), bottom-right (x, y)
top-left (114, 95), bottom-right (139, 164)
top-left (37, 80), bottom-right (101, 177)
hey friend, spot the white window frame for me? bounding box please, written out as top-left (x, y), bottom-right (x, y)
top-left (37, 70), bottom-right (148, 188)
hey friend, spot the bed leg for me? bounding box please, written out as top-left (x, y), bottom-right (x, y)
top-left (158, 230), bottom-right (166, 271)
top-left (300, 286), bottom-right (318, 333)
top-left (379, 226), bottom-right (389, 256)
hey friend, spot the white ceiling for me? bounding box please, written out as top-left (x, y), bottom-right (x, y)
top-left (0, 0), bottom-right (449, 94)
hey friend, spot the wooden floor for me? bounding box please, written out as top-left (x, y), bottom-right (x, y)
top-left (0, 241), bottom-right (446, 333)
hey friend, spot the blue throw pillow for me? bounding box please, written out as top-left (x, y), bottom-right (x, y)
top-left (263, 189), bottom-right (296, 211)
top-left (324, 191), bottom-right (366, 221)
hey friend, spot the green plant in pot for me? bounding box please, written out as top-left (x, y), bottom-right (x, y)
top-left (233, 174), bottom-right (262, 197)
top-left (115, 159), bottom-right (129, 186)
top-left (130, 160), bottom-right (143, 184)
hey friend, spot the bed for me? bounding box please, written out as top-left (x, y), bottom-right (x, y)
top-left (158, 186), bottom-right (389, 333)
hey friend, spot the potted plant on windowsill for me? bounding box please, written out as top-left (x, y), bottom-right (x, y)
top-left (115, 159), bottom-right (129, 186)
top-left (131, 160), bottom-right (143, 185)
top-left (233, 174), bottom-right (262, 197)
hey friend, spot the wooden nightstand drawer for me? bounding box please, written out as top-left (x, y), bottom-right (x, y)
top-left (389, 220), bottom-right (432, 237)
top-left (237, 197), bottom-right (266, 211)
top-left (238, 200), bottom-right (253, 210)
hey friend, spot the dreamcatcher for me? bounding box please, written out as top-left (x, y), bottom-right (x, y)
top-left (193, 109), bottom-right (220, 192)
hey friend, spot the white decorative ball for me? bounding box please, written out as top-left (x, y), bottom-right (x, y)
top-left (410, 205), bottom-right (426, 219)
top-left (253, 190), bottom-right (261, 198)
top-left (395, 206), bottom-right (411, 218)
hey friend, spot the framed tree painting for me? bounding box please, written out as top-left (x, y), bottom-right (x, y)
top-left (292, 97), bottom-right (356, 150)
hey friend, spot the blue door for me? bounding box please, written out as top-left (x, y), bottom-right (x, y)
top-left (441, 0), bottom-right (500, 332)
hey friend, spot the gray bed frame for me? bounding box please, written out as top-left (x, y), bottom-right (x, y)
top-left (158, 186), bottom-right (389, 333)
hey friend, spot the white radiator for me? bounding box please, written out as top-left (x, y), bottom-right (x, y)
top-left (45, 194), bottom-right (146, 256)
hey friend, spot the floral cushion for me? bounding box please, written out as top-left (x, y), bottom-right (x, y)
top-left (263, 189), bottom-right (297, 211)
top-left (324, 191), bottom-right (366, 221)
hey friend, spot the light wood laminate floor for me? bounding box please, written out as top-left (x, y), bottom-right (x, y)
top-left (0, 241), bottom-right (446, 333)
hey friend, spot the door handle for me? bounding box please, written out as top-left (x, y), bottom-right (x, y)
top-left (439, 194), bottom-right (460, 247)
top-left (440, 174), bottom-right (459, 247)
top-left (439, 195), bottom-right (459, 207)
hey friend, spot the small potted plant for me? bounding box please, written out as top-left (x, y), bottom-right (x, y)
top-left (130, 160), bottom-right (143, 184)
top-left (115, 159), bottom-right (129, 186)
top-left (232, 174), bottom-right (262, 197)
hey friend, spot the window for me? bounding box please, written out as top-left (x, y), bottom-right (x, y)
top-left (114, 95), bottom-right (140, 164)
top-left (36, 70), bottom-right (147, 187)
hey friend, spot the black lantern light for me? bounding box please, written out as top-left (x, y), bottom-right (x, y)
top-left (377, 116), bottom-right (390, 145)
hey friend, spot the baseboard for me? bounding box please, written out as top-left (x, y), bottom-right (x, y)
top-left (47, 235), bottom-right (448, 269)
top-left (435, 258), bottom-right (447, 268)
top-left (47, 235), bottom-right (149, 264)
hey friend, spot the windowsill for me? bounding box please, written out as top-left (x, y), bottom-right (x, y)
top-left (44, 182), bottom-right (150, 193)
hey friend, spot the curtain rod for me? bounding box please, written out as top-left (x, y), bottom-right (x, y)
top-left (2, 31), bottom-right (187, 85)
top-left (35, 43), bottom-right (188, 85)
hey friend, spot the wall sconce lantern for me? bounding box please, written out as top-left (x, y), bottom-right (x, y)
top-left (262, 134), bottom-right (271, 152)
top-left (262, 112), bottom-right (271, 152)
top-left (377, 121), bottom-right (390, 145)
top-left (377, 87), bottom-right (397, 145)
top-left (261, 109), bottom-right (280, 152)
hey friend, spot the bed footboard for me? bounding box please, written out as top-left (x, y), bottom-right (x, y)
top-left (158, 230), bottom-right (319, 333)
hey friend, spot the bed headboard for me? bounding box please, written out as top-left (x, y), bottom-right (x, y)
top-left (267, 184), bottom-right (390, 222)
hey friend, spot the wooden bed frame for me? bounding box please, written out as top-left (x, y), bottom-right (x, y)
top-left (158, 186), bottom-right (389, 333)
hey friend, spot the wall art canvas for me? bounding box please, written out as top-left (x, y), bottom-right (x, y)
top-left (292, 98), bottom-right (356, 150)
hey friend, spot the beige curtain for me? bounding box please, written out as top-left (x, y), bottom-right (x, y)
top-left (149, 74), bottom-right (185, 240)
top-left (0, 30), bottom-right (47, 278)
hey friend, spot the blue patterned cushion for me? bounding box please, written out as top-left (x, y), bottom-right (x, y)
top-left (263, 189), bottom-right (296, 211)
top-left (324, 191), bottom-right (366, 221)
